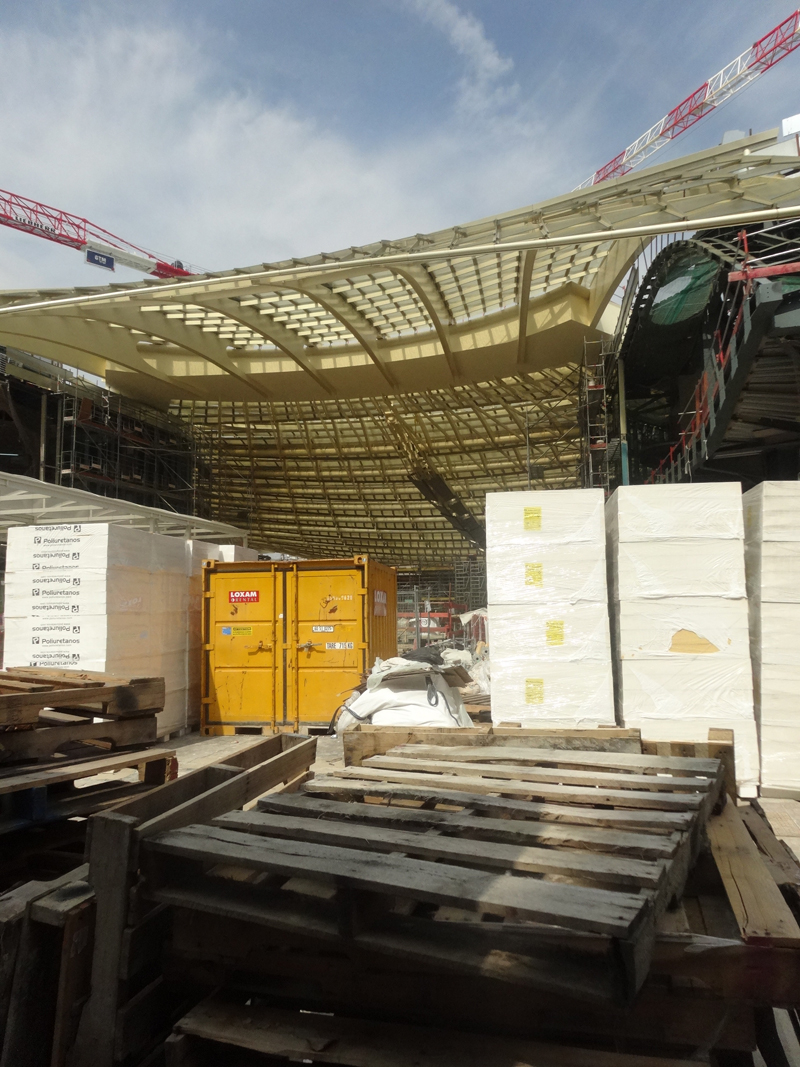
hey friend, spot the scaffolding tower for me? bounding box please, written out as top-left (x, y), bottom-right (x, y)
top-left (59, 387), bottom-right (209, 516)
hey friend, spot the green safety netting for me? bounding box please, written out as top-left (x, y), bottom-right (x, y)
top-left (649, 253), bottom-right (720, 326)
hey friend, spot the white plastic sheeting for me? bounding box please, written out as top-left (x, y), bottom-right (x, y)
top-left (613, 598), bottom-right (751, 659)
top-left (610, 540), bottom-right (747, 600)
top-left (607, 484), bottom-right (758, 797)
top-left (3, 523), bottom-right (210, 735)
top-left (606, 483), bottom-right (745, 541)
top-left (744, 481), bottom-right (800, 791)
top-left (486, 489), bottom-right (615, 728)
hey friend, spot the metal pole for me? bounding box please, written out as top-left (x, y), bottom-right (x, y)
top-left (38, 393), bottom-right (47, 481)
top-left (413, 585), bottom-right (421, 650)
top-left (54, 394), bottom-right (64, 486)
top-left (526, 409), bottom-right (531, 490)
top-left (618, 357), bottom-right (630, 486)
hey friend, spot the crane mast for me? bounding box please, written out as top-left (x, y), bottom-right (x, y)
top-left (576, 9), bottom-right (800, 190)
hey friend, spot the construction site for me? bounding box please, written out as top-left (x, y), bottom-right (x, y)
top-left (2, 6), bottom-right (800, 1067)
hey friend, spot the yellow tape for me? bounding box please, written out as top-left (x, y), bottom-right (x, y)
top-left (523, 506), bottom-right (542, 531)
top-left (525, 562), bottom-right (543, 586)
top-left (525, 678), bottom-right (544, 704)
top-left (545, 620), bottom-right (565, 645)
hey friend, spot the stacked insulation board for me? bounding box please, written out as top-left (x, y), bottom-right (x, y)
top-left (607, 484), bottom-right (759, 796)
top-left (744, 481), bottom-right (800, 793)
top-left (486, 489), bottom-right (615, 728)
top-left (3, 525), bottom-right (229, 736)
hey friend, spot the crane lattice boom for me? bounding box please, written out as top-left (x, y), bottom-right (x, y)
top-left (0, 188), bottom-right (198, 278)
top-left (576, 9), bottom-right (800, 190)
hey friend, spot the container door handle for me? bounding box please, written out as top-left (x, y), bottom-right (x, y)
top-left (297, 641), bottom-right (322, 652)
top-left (244, 641), bottom-right (272, 652)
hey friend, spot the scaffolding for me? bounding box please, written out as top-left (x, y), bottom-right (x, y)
top-left (579, 342), bottom-right (614, 490)
top-left (59, 387), bottom-right (209, 516)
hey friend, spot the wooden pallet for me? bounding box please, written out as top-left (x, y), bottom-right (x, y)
top-left (0, 668), bottom-right (165, 731)
top-left (59, 734), bottom-right (318, 1067)
top-left (139, 737), bottom-right (724, 1004)
top-left (0, 747), bottom-right (177, 836)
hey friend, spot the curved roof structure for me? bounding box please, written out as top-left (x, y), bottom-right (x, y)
top-left (0, 130), bottom-right (799, 562)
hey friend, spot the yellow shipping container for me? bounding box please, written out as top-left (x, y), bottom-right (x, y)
top-left (201, 556), bottom-right (397, 734)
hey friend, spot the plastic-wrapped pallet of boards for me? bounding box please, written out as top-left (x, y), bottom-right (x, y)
top-left (743, 481), bottom-right (800, 792)
top-left (607, 484), bottom-right (759, 796)
top-left (337, 657), bottom-right (472, 731)
top-left (485, 489), bottom-right (615, 728)
top-left (3, 523), bottom-right (190, 736)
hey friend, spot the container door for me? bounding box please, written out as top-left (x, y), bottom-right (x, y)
top-left (287, 565), bottom-right (366, 727)
top-left (205, 569), bottom-right (279, 728)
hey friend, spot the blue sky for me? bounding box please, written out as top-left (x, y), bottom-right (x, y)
top-left (0, 0), bottom-right (798, 289)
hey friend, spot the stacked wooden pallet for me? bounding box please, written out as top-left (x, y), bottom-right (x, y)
top-left (140, 733), bottom-right (721, 1003)
top-left (0, 732), bottom-right (318, 1067)
top-left (149, 728), bottom-right (800, 1066)
top-left (6, 725), bottom-right (800, 1066)
top-left (0, 668), bottom-right (175, 876)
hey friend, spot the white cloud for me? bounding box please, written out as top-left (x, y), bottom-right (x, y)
top-left (404, 0), bottom-right (517, 113)
top-left (0, 10), bottom-right (570, 290)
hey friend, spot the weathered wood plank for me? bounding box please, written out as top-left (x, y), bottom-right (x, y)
top-left (368, 754), bottom-right (713, 793)
top-left (335, 765), bottom-right (703, 812)
top-left (134, 737), bottom-right (317, 840)
top-left (216, 810), bottom-right (666, 890)
top-left (173, 995), bottom-right (703, 1067)
top-left (0, 677), bottom-right (165, 723)
top-left (0, 715), bottom-right (157, 763)
top-left (0, 746), bottom-right (175, 796)
top-left (741, 806), bottom-right (800, 893)
top-left (68, 813), bottom-right (138, 1067)
top-left (389, 744), bottom-right (720, 777)
top-left (343, 726), bottom-right (641, 766)
top-left (145, 823), bottom-right (645, 937)
top-left (304, 778), bottom-right (695, 833)
top-left (160, 886), bottom-right (618, 1002)
top-left (255, 793), bottom-right (680, 859)
top-left (707, 801), bottom-right (800, 947)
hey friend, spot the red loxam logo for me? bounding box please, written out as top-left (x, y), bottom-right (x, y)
top-left (229, 590), bottom-right (259, 604)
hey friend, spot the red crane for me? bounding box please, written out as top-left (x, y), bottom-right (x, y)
top-left (576, 9), bottom-right (800, 189)
top-left (0, 188), bottom-right (200, 278)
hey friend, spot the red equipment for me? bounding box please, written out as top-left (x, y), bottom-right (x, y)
top-left (577, 10), bottom-right (800, 189)
top-left (0, 188), bottom-right (199, 278)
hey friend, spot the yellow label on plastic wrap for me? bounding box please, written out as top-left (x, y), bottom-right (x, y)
top-left (545, 620), bottom-right (565, 645)
top-left (523, 506), bottom-right (542, 531)
top-left (524, 562), bottom-right (543, 586)
top-left (525, 678), bottom-right (544, 704)
top-left (231, 625), bottom-right (253, 636)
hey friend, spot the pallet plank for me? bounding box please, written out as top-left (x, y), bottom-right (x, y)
top-left (0, 715), bottom-right (158, 763)
top-left (304, 778), bottom-right (696, 832)
top-left (0, 678), bottom-right (165, 725)
top-left (343, 727), bottom-right (642, 766)
top-left (173, 995), bottom-right (703, 1067)
top-left (145, 823), bottom-right (646, 937)
top-left (160, 885), bottom-right (618, 1002)
top-left (0, 747), bottom-right (174, 796)
top-left (707, 801), bottom-right (800, 947)
top-left (369, 754), bottom-right (714, 793)
top-left (389, 744), bottom-right (720, 777)
top-left (256, 793), bottom-right (680, 859)
top-left (337, 764), bottom-right (704, 812)
top-left (216, 810), bottom-right (666, 889)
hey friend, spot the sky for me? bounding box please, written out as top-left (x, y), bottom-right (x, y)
top-left (0, 0), bottom-right (798, 290)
